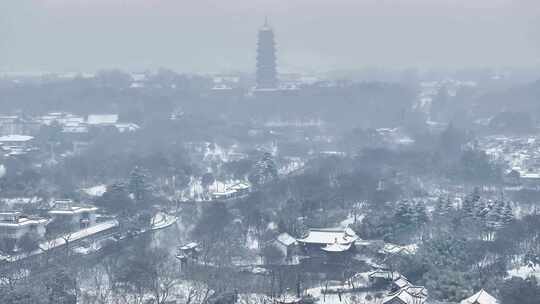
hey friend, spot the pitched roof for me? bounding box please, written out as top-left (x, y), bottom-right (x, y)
top-left (368, 270), bottom-right (401, 280)
top-left (383, 287), bottom-right (427, 304)
top-left (460, 289), bottom-right (498, 304)
top-left (393, 277), bottom-right (411, 289)
top-left (297, 228), bottom-right (358, 245)
top-left (276, 233), bottom-right (296, 246)
top-left (321, 242), bottom-right (352, 252)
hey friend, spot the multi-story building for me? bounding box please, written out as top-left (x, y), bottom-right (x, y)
top-left (0, 212), bottom-right (47, 244)
top-left (0, 115), bottom-right (41, 136)
top-left (48, 200), bottom-right (98, 230)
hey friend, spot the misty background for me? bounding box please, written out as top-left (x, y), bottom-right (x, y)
top-left (1, 0), bottom-right (540, 73)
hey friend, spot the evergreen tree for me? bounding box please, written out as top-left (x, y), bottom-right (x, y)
top-left (442, 197), bottom-right (454, 215)
top-left (475, 199), bottom-right (489, 221)
top-left (486, 201), bottom-right (502, 232)
top-left (129, 166), bottom-right (150, 203)
top-left (462, 191), bottom-right (479, 218)
top-left (502, 202), bottom-right (514, 225)
top-left (413, 201), bottom-right (429, 227)
top-left (394, 200), bottom-right (414, 226)
top-left (471, 187), bottom-right (481, 202)
top-left (493, 200), bottom-right (506, 224)
top-left (249, 152), bottom-right (278, 186)
top-left (434, 197), bottom-right (445, 216)
top-left (462, 197), bottom-right (475, 218)
top-left (201, 172), bottom-right (215, 189)
top-left (97, 182), bottom-right (134, 214)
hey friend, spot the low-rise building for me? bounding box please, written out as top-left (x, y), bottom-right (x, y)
top-left (87, 114), bottom-right (119, 126)
top-left (274, 232), bottom-right (297, 257)
top-left (0, 115), bottom-right (40, 136)
top-left (176, 242), bottom-right (201, 268)
top-left (0, 134), bottom-right (34, 146)
top-left (520, 172), bottom-right (540, 189)
top-left (211, 182), bottom-right (251, 200)
top-left (0, 134), bottom-right (37, 157)
top-left (391, 276), bottom-right (412, 293)
top-left (115, 123), bottom-right (140, 133)
top-left (0, 212), bottom-right (47, 245)
top-left (297, 228), bottom-right (358, 254)
top-left (48, 200), bottom-right (98, 229)
top-left (368, 270), bottom-right (402, 282)
top-left (383, 279), bottom-right (427, 304)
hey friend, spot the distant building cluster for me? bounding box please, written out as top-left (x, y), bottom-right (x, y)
top-left (0, 199), bottom-right (105, 256)
top-left (0, 112), bottom-right (139, 158)
top-left (480, 135), bottom-right (540, 190)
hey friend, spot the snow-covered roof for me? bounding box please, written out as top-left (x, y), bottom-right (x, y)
top-left (321, 243), bottom-right (352, 252)
top-left (277, 233), bottom-right (297, 246)
top-left (0, 135), bottom-right (34, 142)
top-left (62, 125), bottom-right (88, 133)
top-left (405, 286), bottom-right (428, 298)
top-left (229, 182), bottom-right (250, 191)
top-left (368, 270), bottom-right (402, 280)
top-left (0, 197), bottom-right (42, 206)
top-left (460, 289), bottom-right (498, 304)
top-left (521, 173), bottom-right (540, 179)
top-left (39, 220), bottom-right (118, 251)
top-left (276, 294), bottom-right (301, 304)
top-left (82, 184), bottom-right (106, 197)
top-left (393, 277), bottom-right (411, 289)
top-left (383, 286), bottom-right (427, 304)
top-left (180, 242), bottom-right (199, 251)
top-left (0, 212), bottom-right (47, 227)
top-left (297, 228), bottom-right (358, 245)
top-left (0, 115), bottom-right (20, 120)
top-left (382, 243), bottom-right (418, 255)
top-left (211, 84), bottom-right (233, 90)
top-left (48, 201), bottom-right (98, 215)
top-left (212, 190), bottom-right (237, 196)
top-left (115, 123), bottom-right (140, 132)
top-left (87, 114), bottom-right (118, 125)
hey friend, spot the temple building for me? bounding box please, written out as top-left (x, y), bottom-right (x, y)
top-left (383, 276), bottom-right (428, 304)
top-left (0, 212), bottom-right (47, 243)
top-left (255, 18), bottom-right (278, 90)
top-left (48, 199), bottom-right (98, 230)
top-left (460, 290), bottom-right (498, 304)
top-left (297, 228), bottom-right (358, 254)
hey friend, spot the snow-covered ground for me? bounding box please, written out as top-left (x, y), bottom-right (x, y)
top-left (0, 196), bottom-right (42, 208)
top-left (507, 265), bottom-right (540, 280)
top-left (306, 286), bottom-right (384, 304)
top-left (79, 277), bottom-right (212, 304)
top-left (82, 184), bottom-right (107, 197)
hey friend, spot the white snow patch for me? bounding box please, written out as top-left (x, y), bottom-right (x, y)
top-left (82, 184), bottom-right (107, 197)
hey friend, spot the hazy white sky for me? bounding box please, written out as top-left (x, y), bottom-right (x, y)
top-left (1, 0), bottom-right (539, 73)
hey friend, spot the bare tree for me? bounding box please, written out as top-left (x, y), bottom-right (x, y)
top-left (113, 245), bottom-right (181, 304)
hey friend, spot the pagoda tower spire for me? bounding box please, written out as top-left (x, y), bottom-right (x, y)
top-left (256, 17), bottom-right (278, 89)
